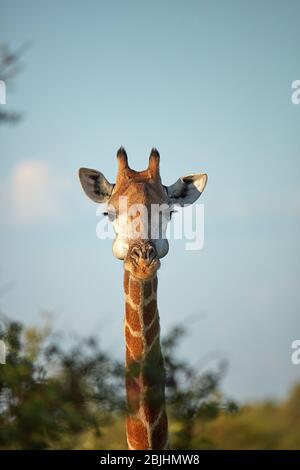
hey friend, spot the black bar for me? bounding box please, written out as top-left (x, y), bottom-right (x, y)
top-left (0, 450), bottom-right (300, 467)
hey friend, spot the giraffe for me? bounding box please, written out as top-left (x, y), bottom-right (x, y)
top-left (79, 148), bottom-right (207, 450)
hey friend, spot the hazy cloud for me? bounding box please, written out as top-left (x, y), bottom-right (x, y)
top-left (1, 160), bottom-right (70, 224)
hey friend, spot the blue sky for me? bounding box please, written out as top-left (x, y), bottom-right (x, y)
top-left (0, 0), bottom-right (299, 401)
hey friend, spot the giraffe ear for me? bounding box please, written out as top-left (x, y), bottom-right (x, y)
top-left (79, 168), bottom-right (114, 203)
top-left (166, 173), bottom-right (208, 206)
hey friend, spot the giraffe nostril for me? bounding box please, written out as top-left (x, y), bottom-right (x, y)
top-left (131, 247), bottom-right (141, 264)
top-left (147, 246), bottom-right (156, 263)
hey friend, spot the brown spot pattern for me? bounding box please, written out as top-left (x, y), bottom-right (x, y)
top-left (143, 299), bottom-right (157, 327)
top-left (126, 375), bottom-right (142, 415)
top-left (151, 410), bottom-right (168, 450)
top-left (145, 315), bottom-right (160, 347)
top-left (124, 270), bottom-right (130, 295)
top-left (143, 280), bottom-right (152, 299)
top-left (142, 387), bottom-right (163, 424)
top-left (125, 302), bottom-right (140, 331)
top-left (130, 278), bottom-right (140, 304)
top-left (126, 346), bottom-right (137, 366)
top-left (126, 417), bottom-right (149, 450)
top-left (125, 326), bottom-right (144, 360)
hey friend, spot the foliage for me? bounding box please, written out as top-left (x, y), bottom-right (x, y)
top-left (0, 317), bottom-right (124, 449)
top-left (189, 384), bottom-right (300, 450)
top-left (162, 325), bottom-right (234, 449)
top-left (0, 42), bottom-right (27, 124)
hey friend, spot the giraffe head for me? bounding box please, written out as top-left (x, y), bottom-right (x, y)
top-left (79, 148), bottom-right (207, 280)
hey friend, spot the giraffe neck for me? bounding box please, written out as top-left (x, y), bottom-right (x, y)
top-left (123, 270), bottom-right (168, 450)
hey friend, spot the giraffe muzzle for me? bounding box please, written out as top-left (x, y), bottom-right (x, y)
top-left (124, 241), bottom-right (160, 280)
